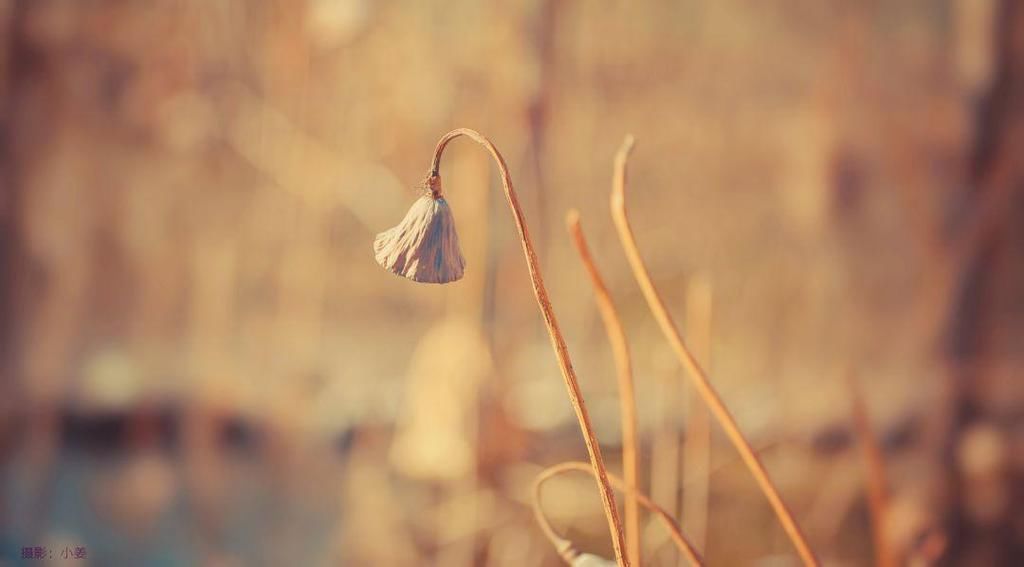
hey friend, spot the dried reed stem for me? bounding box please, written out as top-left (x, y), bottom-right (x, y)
top-left (429, 129), bottom-right (629, 567)
top-left (682, 276), bottom-right (712, 554)
top-left (566, 210), bottom-right (641, 567)
top-left (609, 135), bottom-right (819, 567)
top-left (649, 364), bottom-right (682, 558)
top-left (532, 461), bottom-right (703, 566)
top-left (847, 372), bottom-right (894, 567)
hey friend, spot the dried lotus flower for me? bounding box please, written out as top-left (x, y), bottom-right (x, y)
top-left (373, 128), bottom-right (629, 566)
top-left (373, 175), bottom-right (466, 284)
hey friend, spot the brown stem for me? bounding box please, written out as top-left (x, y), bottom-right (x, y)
top-left (565, 210), bottom-right (641, 567)
top-left (682, 276), bottom-right (713, 555)
top-left (847, 372), bottom-right (894, 567)
top-left (609, 135), bottom-right (820, 567)
top-left (532, 461), bottom-right (704, 566)
top-left (429, 128), bottom-right (629, 567)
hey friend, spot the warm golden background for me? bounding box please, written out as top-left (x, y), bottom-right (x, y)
top-left (1, 0), bottom-right (1022, 565)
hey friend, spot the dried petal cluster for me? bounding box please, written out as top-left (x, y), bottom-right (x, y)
top-left (373, 193), bottom-right (466, 284)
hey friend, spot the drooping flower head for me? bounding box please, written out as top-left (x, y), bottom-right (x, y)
top-left (373, 175), bottom-right (465, 284)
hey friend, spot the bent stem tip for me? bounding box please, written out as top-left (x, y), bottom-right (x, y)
top-left (532, 461), bottom-right (704, 566)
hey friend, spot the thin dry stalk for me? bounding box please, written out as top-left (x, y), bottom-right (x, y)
top-left (532, 461), bottom-right (703, 566)
top-left (608, 135), bottom-right (820, 567)
top-left (649, 360), bottom-right (682, 557)
top-left (566, 210), bottom-right (641, 567)
top-left (682, 276), bottom-right (712, 554)
top-left (847, 372), bottom-right (894, 567)
top-left (428, 129), bottom-right (629, 567)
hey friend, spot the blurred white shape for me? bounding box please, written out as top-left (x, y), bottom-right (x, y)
top-left (957, 422), bottom-right (1010, 526)
top-left (958, 422), bottom-right (1008, 478)
top-left (77, 348), bottom-right (142, 410)
top-left (306, 0), bottom-right (371, 50)
top-left (389, 319), bottom-right (493, 480)
top-left (571, 553), bottom-right (617, 567)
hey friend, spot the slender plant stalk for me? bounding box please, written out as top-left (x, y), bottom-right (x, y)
top-left (609, 135), bottom-right (819, 567)
top-left (649, 364), bottom-right (682, 560)
top-left (847, 372), bottom-right (894, 567)
top-left (429, 128), bottom-right (629, 567)
top-left (566, 210), bottom-right (641, 567)
top-left (682, 276), bottom-right (712, 555)
top-left (532, 461), bottom-right (703, 566)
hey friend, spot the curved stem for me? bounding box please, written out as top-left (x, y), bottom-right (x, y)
top-left (609, 135), bottom-right (820, 567)
top-left (429, 129), bottom-right (629, 567)
top-left (566, 210), bottom-right (641, 567)
top-left (533, 461), bottom-right (704, 567)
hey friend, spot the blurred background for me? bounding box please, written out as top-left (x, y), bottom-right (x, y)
top-left (1, 0), bottom-right (1022, 565)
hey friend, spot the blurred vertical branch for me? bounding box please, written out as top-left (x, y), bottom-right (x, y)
top-left (847, 373), bottom-right (893, 567)
top-left (0, 0), bottom-right (26, 543)
top-left (682, 275), bottom-right (712, 556)
top-left (943, 0), bottom-right (1024, 563)
top-left (0, 0), bottom-right (22, 409)
top-left (1, 0), bottom-right (86, 544)
top-left (649, 356), bottom-right (682, 563)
